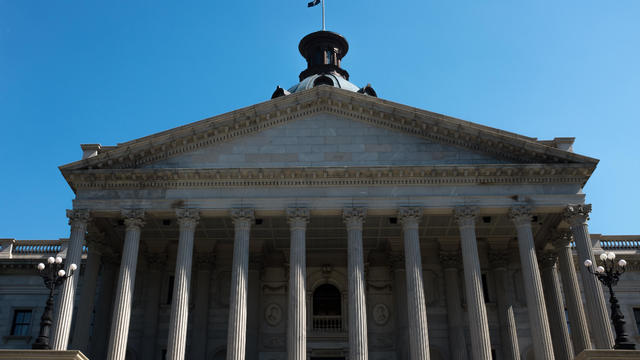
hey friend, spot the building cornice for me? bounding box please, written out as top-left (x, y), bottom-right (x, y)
top-left (64, 163), bottom-right (593, 190)
top-left (59, 87), bottom-right (598, 183)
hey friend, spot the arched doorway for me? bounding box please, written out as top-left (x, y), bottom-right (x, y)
top-left (312, 284), bottom-right (342, 332)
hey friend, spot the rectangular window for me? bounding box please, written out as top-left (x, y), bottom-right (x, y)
top-left (634, 307), bottom-right (640, 334)
top-left (11, 310), bottom-right (32, 336)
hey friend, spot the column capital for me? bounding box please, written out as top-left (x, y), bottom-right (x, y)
top-left (453, 206), bottom-right (477, 228)
top-left (551, 231), bottom-right (573, 249)
top-left (488, 249), bottom-right (510, 269)
top-left (287, 207), bottom-right (310, 229)
top-left (343, 207), bottom-right (366, 229)
top-left (397, 207), bottom-right (422, 228)
top-left (176, 208), bottom-right (200, 228)
top-left (563, 204), bottom-right (591, 226)
top-left (231, 208), bottom-right (255, 224)
top-left (67, 209), bottom-right (90, 228)
top-left (122, 209), bottom-right (145, 230)
top-left (439, 250), bottom-right (462, 270)
top-left (537, 250), bottom-right (558, 270)
top-left (508, 205), bottom-right (533, 226)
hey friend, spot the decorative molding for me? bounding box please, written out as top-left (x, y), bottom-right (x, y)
top-left (509, 205), bottom-right (533, 226)
top-left (343, 207), bottom-right (366, 229)
top-left (66, 209), bottom-right (90, 227)
top-left (552, 231), bottom-right (573, 249)
top-left (121, 209), bottom-right (145, 230)
top-left (64, 163), bottom-right (594, 190)
top-left (264, 303), bottom-right (283, 327)
top-left (60, 87), bottom-right (597, 175)
top-left (563, 204), bottom-right (592, 226)
top-left (454, 206), bottom-right (477, 227)
top-left (372, 303), bottom-right (390, 325)
top-left (175, 208), bottom-right (200, 228)
top-left (230, 208), bottom-right (255, 224)
top-left (537, 251), bottom-right (558, 270)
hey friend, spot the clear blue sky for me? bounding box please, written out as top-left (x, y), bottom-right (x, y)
top-left (1, 1), bottom-right (638, 239)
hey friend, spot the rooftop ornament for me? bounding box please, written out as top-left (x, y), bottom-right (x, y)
top-left (32, 256), bottom-right (77, 349)
top-left (584, 251), bottom-right (636, 350)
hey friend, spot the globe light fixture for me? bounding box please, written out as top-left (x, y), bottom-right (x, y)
top-left (584, 251), bottom-right (635, 350)
top-left (32, 257), bottom-right (77, 350)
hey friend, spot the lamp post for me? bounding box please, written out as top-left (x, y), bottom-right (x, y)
top-left (584, 251), bottom-right (636, 350)
top-left (32, 256), bottom-right (77, 350)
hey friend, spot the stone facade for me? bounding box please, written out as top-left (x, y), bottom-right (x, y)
top-left (2, 30), bottom-right (640, 360)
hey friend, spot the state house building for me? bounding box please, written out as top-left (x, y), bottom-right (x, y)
top-left (1, 30), bottom-right (640, 360)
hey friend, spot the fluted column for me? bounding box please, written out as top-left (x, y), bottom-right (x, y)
top-left (539, 251), bottom-right (573, 360)
top-left (509, 205), bottom-right (554, 360)
top-left (563, 204), bottom-right (614, 349)
top-left (52, 209), bottom-right (90, 350)
top-left (343, 207), bottom-right (369, 360)
top-left (439, 250), bottom-right (469, 360)
top-left (192, 252), bottom-right (214, 360)
top-left (140, 251), bottom-right (166, 360)
top-left (552, 232), bottom-right (591, 353)
top-left (287, 207), bottom-right (309, 360)
top-left (398, 207), bottom-right (429, 360)
top-left (454, 206), bottom-right (492, 360)
top-left (71, 230), bottom-right (104, 352)
top-left (107, 209), bottom-right (145, 360)
top-left (166, 208), bottom-right (200, 360)
top-left (226, 208), bottom-right (254, 360)
top-left (489, 250), bottom-right (520, 360)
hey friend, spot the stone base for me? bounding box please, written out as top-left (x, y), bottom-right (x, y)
top-left (0, 350), bottom-right (89, 360)
top-left (575, 349), bottom-right (640, 359)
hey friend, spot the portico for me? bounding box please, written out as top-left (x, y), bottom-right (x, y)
top-left (50, 28), bottom-right (610, 360)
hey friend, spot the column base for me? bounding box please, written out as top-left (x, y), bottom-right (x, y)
top-left (575, 349), bottom-right (640, 359)
top-left (0, 350), bottom-right (89, 360)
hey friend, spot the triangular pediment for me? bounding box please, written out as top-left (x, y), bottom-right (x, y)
top-left (142, 113), bottom-right (508, 169)
top-left (60, 86), bottom-right (598, 190)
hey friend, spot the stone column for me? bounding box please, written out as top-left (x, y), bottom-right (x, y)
top-left (140, 251), bottom-right (166, 360)
top-left (439, 250), bottom-right (469, 360)
top-left (343, 207), bottom-right (369, 360)
top-left (70, 230), bottom-right (104, 353)
top-left (192, 251), bottom-right (214, 360)
top-left (106, 209), bottom-right (145, 360)
top-left (89, 255), bottom-right (118, 359)
top-left (509, 205), bottom-right (554, 360)
top-left (539, 250), bottom-right (573, 360)
top-left (552, 232), bottom-right (591, 353)
top-left (489, 250), bottom-right (520, 360)
top-left (52, 209), bottom-right (90, 350)
top-left (391, 254), bottom-right (410, 360)
top-left (453, 206), bottom-right (492, 360)
top-left (166, 208), bottom-right (200, 360)
top-left (226, 208), bottom-right (254, 360)
top-left (563, 204), bottom-right (614, 349)
top-left (287, 207), bottom-right (309, 360)
top-left (398, 207), bottom-right (430, 360)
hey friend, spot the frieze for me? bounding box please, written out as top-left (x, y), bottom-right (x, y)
top-left (65, 163), bottom-right (593, 190)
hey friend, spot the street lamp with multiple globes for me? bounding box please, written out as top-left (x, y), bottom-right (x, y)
top-left (584, 251), bottom-right (636, 350)
top-left (31, 256), bottom-right (77, 350)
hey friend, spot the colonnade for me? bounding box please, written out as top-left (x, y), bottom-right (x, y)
top-left (51, 204), bottom-right (611, 360)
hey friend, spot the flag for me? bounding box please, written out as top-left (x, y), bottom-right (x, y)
top-left (308, 0), bottom-right (320, 7)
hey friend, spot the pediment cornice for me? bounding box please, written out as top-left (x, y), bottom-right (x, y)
top-left (64, 163), bottom-right (593, 191)
top-left (59, 86), bottom-right (598, 177)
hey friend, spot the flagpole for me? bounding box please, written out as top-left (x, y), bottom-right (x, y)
top-left (322, 0), bottom-right (325, 30)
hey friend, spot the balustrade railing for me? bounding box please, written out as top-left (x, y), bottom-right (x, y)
top-left (312, 315), bottom-right (343, 332)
